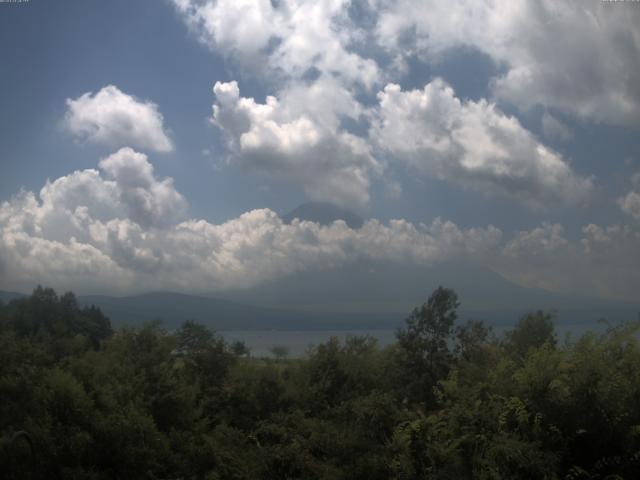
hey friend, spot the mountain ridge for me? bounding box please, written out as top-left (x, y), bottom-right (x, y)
top-left (2, 281), bottom-right (638, 332)
top-left (282, 201), bottom-right (365, 228)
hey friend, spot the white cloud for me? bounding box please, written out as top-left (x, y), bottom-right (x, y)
top-left (65, 85), bottom-right (174, 152)
top-left (374, 0), bottom-right (640, 129)
top-left (172, 0), bottom-right (278, 67)
top-left (171, 0), bottom-right (379, 88)
top-left (541, 113), bottom-right (573, 142)
top-left (172, 1), bottom-right (615, 209)
top-left (98, 148), bottom-right (188, 228)
top-left (1, 148), bottom-right (186, 247)
top-left (371, 79), bottom-right (592, 207)
top-left (493, 222), bottom-right (640, 302)
top-left (212, 77), bottom-right (381, 208)
top-left (212, 77), bottom-right (587, 209)
top-left (0, 153), bottom-right (500, 294)
top-left (618, 173), bottom-right (640, 221)
top-left (173, 0), bottom-right (640, 128)
top-left (619, 192), bottom-right (640, 221)
top-left (0, 190), bottom-right (133, 294)
top-left (1, 153), bottom-right (640, 301)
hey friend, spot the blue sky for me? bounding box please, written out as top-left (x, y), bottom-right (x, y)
top-left (0, 0), bottom-right (293, 222)
top-left (1, 0), bottom-right (639, 302)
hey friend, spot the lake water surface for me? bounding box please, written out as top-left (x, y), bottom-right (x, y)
top-left (222, 322), bottom-right (611, 358)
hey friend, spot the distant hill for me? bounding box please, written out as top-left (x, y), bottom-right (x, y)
top-left (2, 266), bottom-right (638, 332)
top-left (5, 204), bottom-right (634, 332)
top-left (0, 288), bottom-right (399, 331)
top-left (282, 202), bottom-right (365, 228)
top-left (77, 292), bottom-right (400, 331)
top-left (0, 290), bottom-right (26, 303)
top-left (217, 262), bottom-right (640, 327)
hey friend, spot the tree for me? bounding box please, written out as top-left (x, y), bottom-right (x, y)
top-left (231, 340), bottom-right (250, 358)
top-left (269, 345), bottom-right (290, 362)
top-left (506, 310), bottom-right (556, 359)
top-left (174, 320), bottom-right (234, 418)
top-left (0, 288), bottom-right (112, 358)
top-left (395, 286), bottom-right (459, 406)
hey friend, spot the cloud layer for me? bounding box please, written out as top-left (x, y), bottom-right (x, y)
top-left (618, 173), bottom-right (640, 221)
top-left (211, 77), bottom-right (592, 209)
top-left (494, 222), bottom-right (640, 302)
top-left (1, 153), bottom-right (639, 301)
top-left (0, 151), bottom-right (499, 294)
top-left (375, 0), bottom-right (640, 128)
top-left (171, 0), bottom-right (635, 209)
top-left (65, 85), bottom-right (174, 152)
top-left (172, 0), bottom-right (379, 87)
top-left (174, 0), bottom-right (640, 130)
top-left (371, 79), bottom-right (592, 207)
top-left (212, 78), bottom-right (380, 208)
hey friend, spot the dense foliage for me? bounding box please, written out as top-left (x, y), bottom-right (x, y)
top-left (1, 286), bottom-right (640, 479)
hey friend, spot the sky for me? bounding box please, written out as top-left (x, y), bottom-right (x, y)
top-left (0, 0), bottom-right (639, 303)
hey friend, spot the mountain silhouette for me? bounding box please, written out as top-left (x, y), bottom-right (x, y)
top-left (282, 202), bottom-right (365, 228)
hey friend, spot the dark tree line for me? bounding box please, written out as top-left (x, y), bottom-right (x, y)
top-left (1, 286), bottom-right (640, 479)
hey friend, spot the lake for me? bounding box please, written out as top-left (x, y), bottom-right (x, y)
top-left (221, 321), bottom-right (613, 358)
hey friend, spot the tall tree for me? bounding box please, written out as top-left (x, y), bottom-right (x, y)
top-left (396, 286), bottom-right (459, 406)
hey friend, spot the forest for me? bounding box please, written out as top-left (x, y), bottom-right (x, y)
top-left (1, 286), bottom-right (640, 479)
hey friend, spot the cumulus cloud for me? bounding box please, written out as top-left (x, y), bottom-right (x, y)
top-left (65, 85), bottom-right (174, 152)
top-left (171, 0), bottom-right (381, 208)
top-left (174, 0), bottom-right (640, 127)
top-left (0, 153), bottom-right (501, 294)
top-left (172, 0), bottom-right (278, 66)
top-left (211, 77), bottom-right (585, 209)
top-left (1, 148), bottom-right (186, 247)
top-left (98, 148), bottom-right (188, 228)
top-left (370, 79), bottom-right (593, 207)
top-left (171, 0), bottom-right (379, 88)
top-left (212, 77), bottom-right (381, 208)
top-left (374, 0), bottom-right (640, 129)
top-left (1, 153), bottom-right (639, 301)
top-left (541, 113), bottom-right (573, 142)
top-left (493, 222), bottom-right (640, 302)
top-left (618, 173), bottom-right (640, 221)
top-left (619, 192), bottom-right (640, 222)
top-left (172, 1), bottom-right (614, 209)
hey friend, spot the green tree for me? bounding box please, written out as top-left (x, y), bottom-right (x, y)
top-left (506, 310), bottom-right (556, 359)
top-left (269, 345), bottom-right (290, 362)
top-left (231, 340), bottom-right (250, 357)
top-left (395, 286), bottom-right (459, 406)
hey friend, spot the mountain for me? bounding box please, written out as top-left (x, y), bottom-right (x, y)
top-left (3, 265), bottom-right (638, 332)
top-left (77, 292), bottom-right (399, 331)
top-left (282, 202), bottom-right (365, 228)
top-left (0, 290), bottom-right (26, 303)
top-left (272, 203), bottom-right (640, 326)
top-left (0, 288), bottom-right (400, 331)
top-left (216, 262), bottom-right (640, 327)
